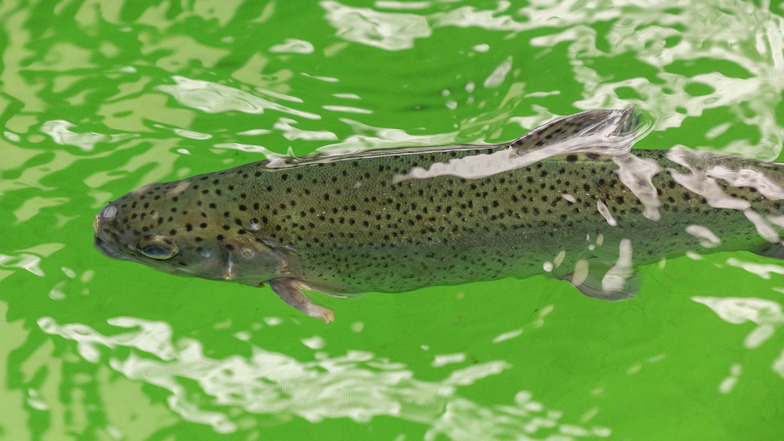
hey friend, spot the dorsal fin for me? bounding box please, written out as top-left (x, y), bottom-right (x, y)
top-left (510, 107), bottom-right (641, 152)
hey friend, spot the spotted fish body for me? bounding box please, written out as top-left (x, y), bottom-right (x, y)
top-left (94, 108), bottom-right (784, 322)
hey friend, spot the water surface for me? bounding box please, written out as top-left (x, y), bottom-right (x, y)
top-left (2, 1), bottom-right (784, 440)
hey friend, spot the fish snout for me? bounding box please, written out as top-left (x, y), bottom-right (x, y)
top-left (93, 203), bottom-right (117, 236)
top-left (93, 203), bottom-right (129, 261)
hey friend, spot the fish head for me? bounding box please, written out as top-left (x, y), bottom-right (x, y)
top-left (93, 179), bottom-right (290, 284)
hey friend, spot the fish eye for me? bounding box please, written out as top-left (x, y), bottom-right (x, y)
top-left (140, 245), bottom-right (175, 259)
top-left (137, 235), bottom-right (179, 260)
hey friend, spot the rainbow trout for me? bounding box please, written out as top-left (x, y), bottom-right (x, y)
top-left (94, 108), bottom-right (784, 322)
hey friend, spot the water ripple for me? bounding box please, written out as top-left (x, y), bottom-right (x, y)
top-left (1, 0), bottom-right (783, 439)
top-left (157, 76), bottom-right (321, 119)
top-left (38, 316), bottom-right (610, 439)
top-left (322, 1), bottom-right (432, 50)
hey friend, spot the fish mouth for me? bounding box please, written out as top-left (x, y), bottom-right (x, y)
top-left (94, 234), bottom-right (130, 261)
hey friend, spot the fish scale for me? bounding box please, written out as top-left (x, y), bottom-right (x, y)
top-left (94, 108), bottom-right (784, 322)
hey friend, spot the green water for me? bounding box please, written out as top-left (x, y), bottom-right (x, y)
top-left (2, 0), bottom-right (784, 440)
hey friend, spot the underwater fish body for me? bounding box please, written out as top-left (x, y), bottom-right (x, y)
top-left (94, 108), bottom-right (784, 322)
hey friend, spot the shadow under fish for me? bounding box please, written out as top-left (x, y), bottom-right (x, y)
top-left (93, 107), bottom-right (784, 322)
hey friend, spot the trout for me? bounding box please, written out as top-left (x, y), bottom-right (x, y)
top-left (94, 108), bottom-right (784, 322)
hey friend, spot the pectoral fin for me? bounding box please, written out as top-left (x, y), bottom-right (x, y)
top-left (268, 278), bottom-right (336, 323)
top-left (565, 263), bottom-right (640, 301)
top-left (752, 242), bottom-right (784, 260)
top-left (563, 239), bottom-right (640, 301)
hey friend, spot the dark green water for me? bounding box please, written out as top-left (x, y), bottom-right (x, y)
top-left (2, 1), bottom-right (784, 440)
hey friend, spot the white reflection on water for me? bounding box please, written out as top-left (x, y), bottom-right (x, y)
top-left (40, 120), bottom-right (137, 152)
top-left (157, 76), bottom-right (320, 120)
top-left (269, 38), bottom-right (315, 54)
top-left (692, 296), bottom-right (784, 376)
top-left (483, 56), bottom-right (513, 88)
top-left (38, 316), bottom-right (610, 439)
top-left (324, 0), bottom-right (784, 159)
top-left (322, 105), bottom-right (374, 114)
top-left (316, 119), bottom-right (458, 152)
top-left (273, 118), bottom-right (339, 141)
top-left (693, 295), bottom-right (784, 381)
top-left (526, 1), bottom-right (784, 159)
top-left (718, 363), bottom-right (743, 394)
top-left (726, 258), bottom-right (784, 280)
top-left (492, 328), bottom-right (524, 343)
top-left (0, 253), bottom-right (45, 277)
top-left (431, 2), bottom-right (527, 31)
top-left (322, 1), bottom-right (432, 51)
top-left (213, 143), bottom-right (286, 157)
top-left (0, 243), bottom-right (65, 280)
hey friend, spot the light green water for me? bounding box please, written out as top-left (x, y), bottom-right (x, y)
top-left (2, 1), bottom-right (784, 440)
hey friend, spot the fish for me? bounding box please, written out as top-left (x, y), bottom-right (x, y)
top-left (93, 108), bottom-right (784, 323)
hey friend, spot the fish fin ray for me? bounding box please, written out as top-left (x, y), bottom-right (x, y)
top-left (300, 282), bottom-right (364, 299)
top-left (509, 107), bottom-right (642, 154)
top-left (560, 260), bottom-right (640, 301)
top-left (268, 278), bottom-right (335, 323)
